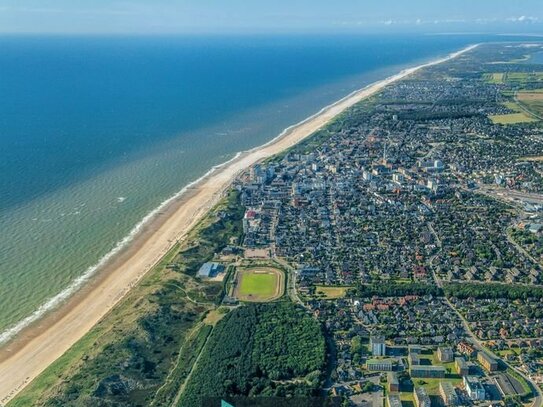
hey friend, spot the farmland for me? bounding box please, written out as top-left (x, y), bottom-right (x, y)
top-left (517, 90), bottom-right (543, 117)
top-left (489, 112), bottom-right (537, 124)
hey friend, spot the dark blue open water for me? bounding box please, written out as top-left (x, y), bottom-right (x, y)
top-left (0, 33), bottom-right (529, 341)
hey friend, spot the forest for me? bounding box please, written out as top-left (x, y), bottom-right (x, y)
top-left (354, 282), bottom-right (443, 298)
top-left (179, 302), bottom-right (326, 407)
top-left (444, 282), bottom-right (543, 300)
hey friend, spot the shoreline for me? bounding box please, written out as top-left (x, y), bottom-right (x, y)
top-left (0, 43), bottom-right (477, 404)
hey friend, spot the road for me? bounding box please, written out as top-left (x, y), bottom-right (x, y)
top-left (505, 229), bottom-right (542, 267)
top-left (426, 215), bottom-right (542, 406)
top-left (441, 291), bottom-right (542, 407)
top-left (514, 91), bottom-right (543, 121)
top-left (273, 257), bottom-right (305, 307)
top-left (427, 222), bottom-right (444, 287)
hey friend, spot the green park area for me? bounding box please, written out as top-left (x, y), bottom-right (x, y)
top-left (314, 285), bottom-right (352, 299)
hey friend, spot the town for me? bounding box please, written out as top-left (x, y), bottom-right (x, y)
top-left (219, 42), bottom-right (543, 406)
top-left (8, 42), bottom-right (543, 407)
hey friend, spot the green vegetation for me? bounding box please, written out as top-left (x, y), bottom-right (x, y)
top-left (350, 336), bottom-right (370, 365)
top-left (314, 285), bottom-right (353, 299)
top-left (413, 378), bottom-right (461, 396)
top-left (489, 112), bottom-right (537, 125)
top-left (486, 71), bottom-right (543, 84)
top-left (506, 369), bottom-right (533, 399)
top-left (10, 253), bottom-right (219, 407)
top-left (517, 90), bottom-right (543, 117)
top-left (503, 101), bottom-right (523, 112)
top-left (505, 72), bottom-right (543, 84)
top-left (151, 323), bottom-right (213, 406)
top-left (175, 190), bottom-right (244, 276)
top-left (444, 282), bottom-right (543, 300)
top-left (354, 282), bottom-right (443, 298)
top-left (510, 228), bottom-right (543, 258)
top-left (234, 267), bottom-right (284, 302)
top-left (486, 73), bottom-right (505, 84)
top-left (178, 302), bottom-right (326, 406)
top-left (430, 351), bottom-right (457, 374)
top-left (239, 272), bottom-right (277, 297)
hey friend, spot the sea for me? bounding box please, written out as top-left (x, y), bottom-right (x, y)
top-left (0, 33), bottom-right (534, 342)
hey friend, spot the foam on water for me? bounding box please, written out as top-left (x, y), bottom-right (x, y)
top-left (0, 34), bottom-right (502, 345)
top-left (0, 150), bottom-right (244, 344)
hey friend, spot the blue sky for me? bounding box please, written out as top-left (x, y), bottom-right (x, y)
top-left (1, 0), bottom-right (542, 34)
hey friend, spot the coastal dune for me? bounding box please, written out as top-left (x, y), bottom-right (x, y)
top-left (0, 44), bottom-right (477, 405)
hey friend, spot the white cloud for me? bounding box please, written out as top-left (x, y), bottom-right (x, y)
top-left (506, 15), bottom-right (539, 23)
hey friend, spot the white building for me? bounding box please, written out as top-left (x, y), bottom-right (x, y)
top-left (464, 376), bottom-right (486, 401)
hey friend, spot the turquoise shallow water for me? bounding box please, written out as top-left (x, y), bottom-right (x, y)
top-left (0, 34), bottom-right (525, 341)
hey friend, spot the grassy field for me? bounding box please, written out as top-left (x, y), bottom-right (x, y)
top-left (517, 90), bottom-right (543, 117)
top-left (399, 390), bottom-right (415, 407)
top-left (495, 348), bottom-right (521, 357)
top-left (506, 368), bottom-right (533, 397)
top-left (314, 285), bottom-right (353, 299)
top-left (234, 267), bottom-right (284, 302)
top-left (486, 72), bottom-right (505, 84)
top-left (489, 112), bottom-right (538, 125)
top-left (507, 72), bottom-right (543, 83)
top-left (503, 101), bottom-right (523, 112)
top-left (486, 71), bottom-right (543, 86)
top-left (408, 351), bottom-right (463, 398)
top-left (413, 377), bottom-right (462, 396)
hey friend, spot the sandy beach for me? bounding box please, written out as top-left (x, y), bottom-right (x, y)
top-left (0, 43), bottom-right (477, 405)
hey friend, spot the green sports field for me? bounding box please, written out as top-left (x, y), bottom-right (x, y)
top-left (234, 267), bottom-right (284, 302)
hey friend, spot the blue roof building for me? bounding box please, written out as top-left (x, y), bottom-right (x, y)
top-left (197, 262), bottom-right (224, 278)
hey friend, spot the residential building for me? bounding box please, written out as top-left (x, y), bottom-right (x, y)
top-left (410, 365), bottom-right (446, 378)
top-left (408, 353), bottom-right (420, 366)
top-left (370, 335), bottom-right (386, 356)
top-left (440, 381), bottom-right (458, 406)
top-left (438, 347), bottom-right (454, 362)
top-left (414, 387), bottom-right (431, 407)
top-left (409, 345), bottom-right (422, 354)
top-left (388, 372), bottom-right (400, 392)
top-left (362, 170), bottom-right (373, 181)
top-left (455, 357), bottom-right (469, 376)
top-left (464, 376), bottom-right (486, 401)
top-left (478, 351), bottom-right (498, 372)
top-left (366, 359), bottom-right (395, 372)
top-left (457, 342), bottom-right (475, 357)
top-left (387, 394), bottom-right (403, 407)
